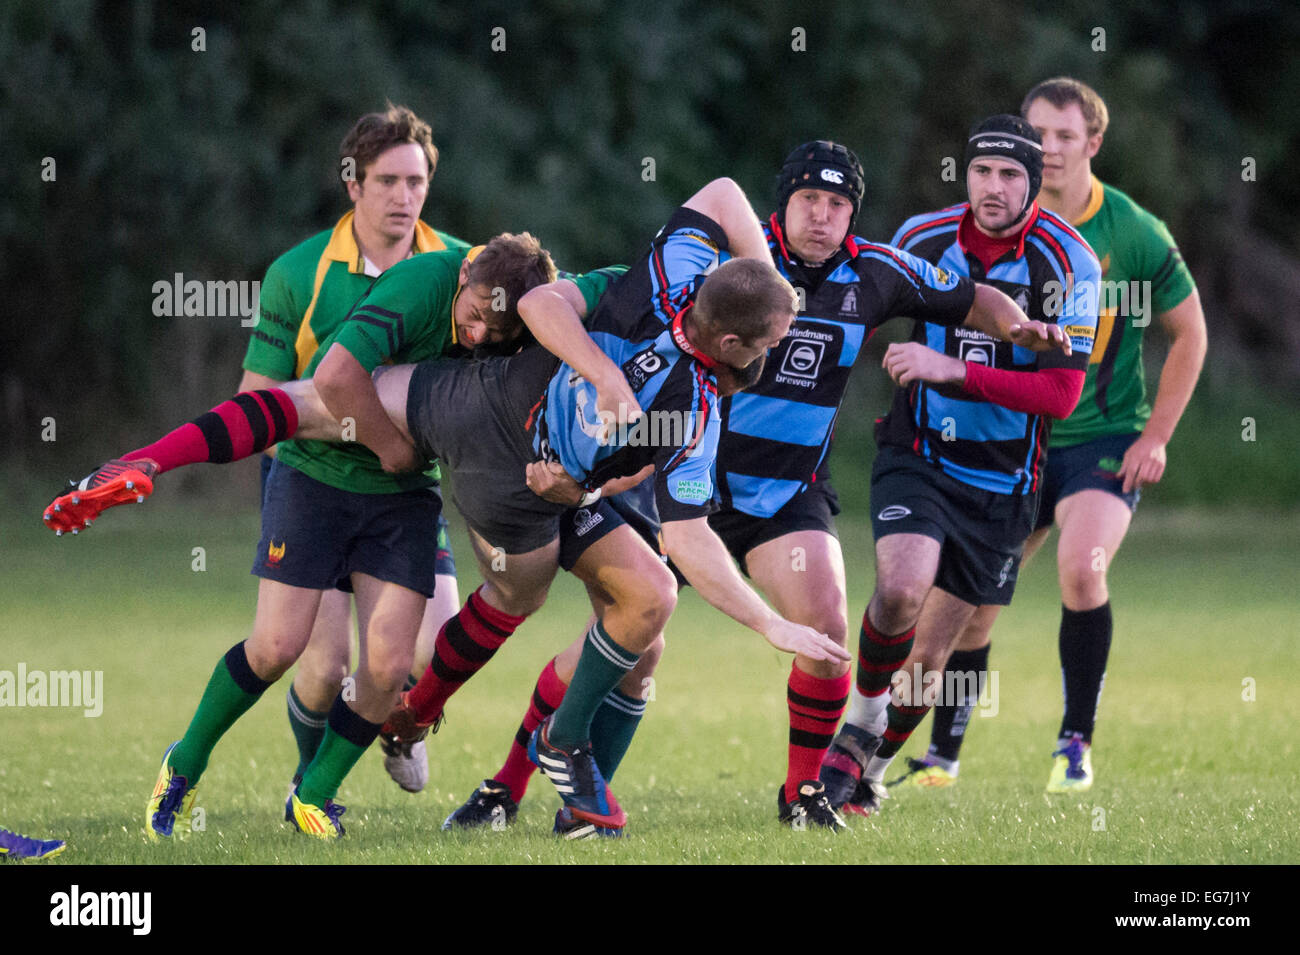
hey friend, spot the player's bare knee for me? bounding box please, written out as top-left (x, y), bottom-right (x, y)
top-left (1059, 559), bottom-right (1108, 608)
top-left (803, 601), bottom-right (848, 646)
top-left (872, 582), bottom-right (926, 633)
top-left (638, 565), bottom-right (678, 634)
top-left (363, 644), bottom-right (416, 696)
top-left (480, 576), bottom-right (549, 618)
top-left (298, 654), bottom-right (349, 694)
top-left (243, 635), bottom-right (301, 682)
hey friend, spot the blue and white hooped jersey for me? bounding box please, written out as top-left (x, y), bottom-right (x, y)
top-left (531, 207), bottom-right (728, 522)
top-left (877, 201), bottom-right (1101, 496)
top-left (714, 215), bottom-right (977, 518)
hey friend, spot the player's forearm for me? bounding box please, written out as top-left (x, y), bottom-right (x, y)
top-left (314, 344), bottom-right (411, 455)
top-left (1143, 322), bottom-right (1207, 443)
top-left (518, 286), bottom-right (625, 396)
top-left (661, 518), bottom-right (778, 635)
top-left (964, 284), bottom-right (1028, 341)
top-left (961, 364), bottom-right (1085, 420)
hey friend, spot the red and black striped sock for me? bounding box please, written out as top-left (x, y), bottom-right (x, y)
top-left (407, 587), bottom-right (527, 723)
top-left (878, 700), bottom-right (931, 761)
top-left (856, 613), bottom-right (915, 696)
top-left (125, 389), bottom-right (298, 474)
top-left (493, 657), bottom-right (568, 802)
top-left (844, 614), bottom-right (915, 734)
top-left (785, 664), bottom-right (850, 802)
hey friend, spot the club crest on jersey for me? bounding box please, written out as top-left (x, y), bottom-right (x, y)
top-left (931, 267), bottom-right (958, 289)
top-left (621, 346), bottom-right (666, 392)
top-left (840, 287), bottom-right (859, 315)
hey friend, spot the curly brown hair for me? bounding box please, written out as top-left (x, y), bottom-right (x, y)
top-left (339, 103), bottom-right (439, 189)
top-left (466, 233), bottom-right (558, 328)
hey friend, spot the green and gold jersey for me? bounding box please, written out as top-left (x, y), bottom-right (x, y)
top-left (560, 265), bottom-right (627, 314)
top-left (274, 249), bottom-right (466, 493)
top-left (243, 210), bottom-right (469, 380)
top-left (276, 254), bottom-right (627, 495)
top-left (1051, 177), bottom-right (1197, 447)
top-left (242, 211), bottom-right (469, 492)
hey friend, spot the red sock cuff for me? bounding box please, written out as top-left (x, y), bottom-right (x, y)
top-left (861, 613), bottom-right (914, 647)
top-left (469, 586), bottom-right (527, 631)
top-left (788, 662), bottom-right (851, 701)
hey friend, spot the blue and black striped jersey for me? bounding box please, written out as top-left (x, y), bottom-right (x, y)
top-left (714, 215), bottom-right (977, 518)
top-left (531, 207), bottom-right (727, 523)
top-left (877, 202), bottom-right (1101, 495)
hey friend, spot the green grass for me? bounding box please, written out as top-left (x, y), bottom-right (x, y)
top-left (2, 496), bottom-right (1297, 864)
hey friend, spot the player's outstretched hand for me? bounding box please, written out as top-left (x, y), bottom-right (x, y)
top-left (882, 342), bottom-right (966, 387)
top-left (1007, 320), bottom-right (1072, 355)
top-left (762, 617), bottom-right (852, 663)
top-left (525, 460), bottom-right (587, 505)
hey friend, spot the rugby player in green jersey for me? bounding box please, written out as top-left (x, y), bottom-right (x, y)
top-left (903, 78), bottom-right (1207, 793)
top-left (238, 105), bottom-right (468, 798)
top-left (46, 230), bottom-right (564, 839)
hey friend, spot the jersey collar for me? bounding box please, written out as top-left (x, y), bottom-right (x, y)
top-left (765, 213), bottom-right (850, 272)
top-left (1072, 176), bottom-right (1105, 227)
top-left (322, 211), bottom-right (446, 275)
top-left (670, 303), bottom-right (717, 369)
top-left (957, 200), bottom-right (1040, 261)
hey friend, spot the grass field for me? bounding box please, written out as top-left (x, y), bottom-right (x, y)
top-left (2, 484), bottom-right (1297, 865)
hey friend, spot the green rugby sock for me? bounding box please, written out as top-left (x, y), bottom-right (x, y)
top-left (170, 643), bottom-right (271, 783)
top-left (286, 685), bottom-right (328, 785)
top-left (297, 696), bottom-right (382, 806)
top-left (549, 621), bottom-right (639, 749)
top-left (590, 687), bottom-right (646, 783)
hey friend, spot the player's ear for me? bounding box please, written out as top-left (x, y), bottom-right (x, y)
top-left (1086, 133), bottom-right (1103, 160)
top-left (346, 178), bottom-right (363, 203)
top-left (458, 258), bottom-right (471, 287)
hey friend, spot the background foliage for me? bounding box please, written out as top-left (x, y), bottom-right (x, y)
top-left (3, 0), bottom-right (1296, 502)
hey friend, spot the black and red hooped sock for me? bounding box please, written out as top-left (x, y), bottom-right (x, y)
top-left (877, 701), bottom-right (931, 761)
top-left (785, 664), bottom-right (850, 801)
top-left (125, 389), bottom-right (298, 474)
top-left (494, 658), bottom-right (567, 802)
top-left (855, 612), bottom-right (915, 697)
top-left (408, 587), bottom-right (527, 722)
